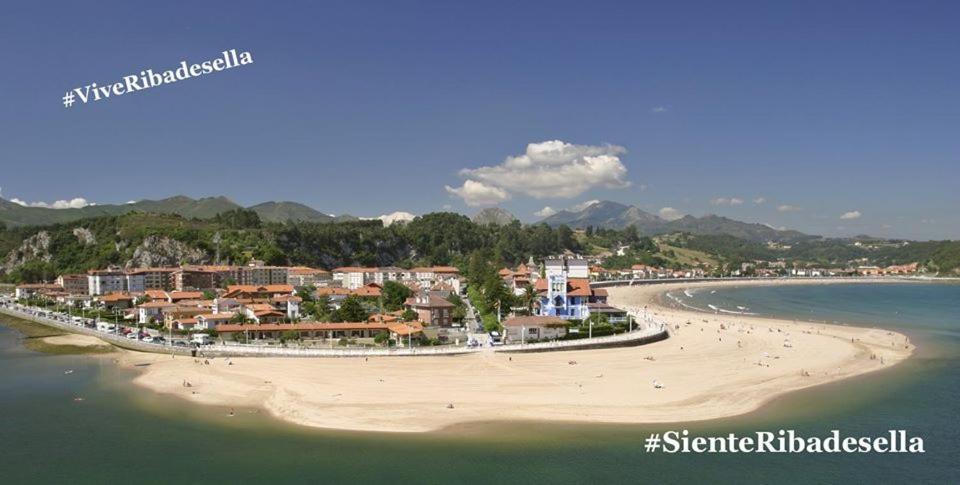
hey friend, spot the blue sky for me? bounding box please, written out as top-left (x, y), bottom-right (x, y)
top-left (0, 1), bottom-right (957, 239)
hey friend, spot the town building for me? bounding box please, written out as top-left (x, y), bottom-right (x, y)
top-left (503, 315), bottom-right (568, 342)
top-left (286, 267), bottom-right (332, 287)
top-left (404, 292), bottom-right (455, 327)
top-left (56, 274), bottom-right (89, 295)
top-left (87, 269), bottom-right (127, 295)
top-left (536, 255), bottom-right (622, 321)
top-left (332, 267), bottom-right (379, 289)
top-left (14, 283), bottom-right (63, 300)
top-left (125, 268), bottom-right (177, 291)
top-left (174, 265), bottom-right (240, 291)
top-left (237, 262), bottom-right (289, 286)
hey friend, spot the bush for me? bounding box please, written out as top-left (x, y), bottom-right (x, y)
top-left (482, 313), bottom-right (501, 332)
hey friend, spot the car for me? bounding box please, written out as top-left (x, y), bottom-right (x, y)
top-left (488, 331), bottom-right (503, 346)
top-left (142, 336), bottom-right (154, 343)
top-left (126, 332), bottom-right (139, 340)
top-left (173, 341), bottom-right (189, 347)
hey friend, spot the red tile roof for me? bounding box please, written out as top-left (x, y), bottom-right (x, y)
top-left (215, 322), bottom-right (393, 333)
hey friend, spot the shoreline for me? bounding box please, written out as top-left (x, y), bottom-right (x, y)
top-left (112, 278), bottom-right (915, 433)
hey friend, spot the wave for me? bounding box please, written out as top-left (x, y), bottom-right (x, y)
top-left (708, 303), bottom-right (756, 315)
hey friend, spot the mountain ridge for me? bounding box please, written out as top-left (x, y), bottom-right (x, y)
top-left (537, 200), bottom-right (811, 242)
top-left (3, 195), bottom-right (806, 242)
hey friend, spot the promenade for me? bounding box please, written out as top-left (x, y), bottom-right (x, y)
top-left (0, 300), bottom-right (668, 358)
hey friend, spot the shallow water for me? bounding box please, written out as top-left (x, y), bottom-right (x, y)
top-left (1, 283), bottom-right (958, 483)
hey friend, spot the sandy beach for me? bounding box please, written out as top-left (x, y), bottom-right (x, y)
top-left (42, 334), bottom-right (111, 348)
top-left (119, 279), bottom-right (914, 433)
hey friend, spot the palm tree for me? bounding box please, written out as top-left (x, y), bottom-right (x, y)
top-left (522, 284), bottom-right (537, 314)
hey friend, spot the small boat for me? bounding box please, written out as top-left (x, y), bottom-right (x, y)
top-left (64, 370), bottom-right (74, 375)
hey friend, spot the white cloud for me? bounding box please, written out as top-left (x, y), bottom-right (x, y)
top-left (651, 106), bottom-right (668, 113)
top-left (534, 206), bottom-right (557, 218)
top-left (777, 204), bottom-right (801, 212)
top-left (659, 207), bottom-right (684, 221)
top-left (444, 180), bottom-right (510, 207)
top-left (711, 197), bottom-right (744, 206)
top-left (840, 210), bottom-right (862, 220)
top-left (378, 211), bottom-right (416, 225)
top-left (570, 199), bottom-right (600, 212)
top-left (451, 140), bottom-right (631, 202)
top-left (9, 197), bottom-right (95, 209)
top-left (753, 197), bottom-right (766, 204)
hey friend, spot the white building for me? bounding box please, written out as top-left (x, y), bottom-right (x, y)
top-left (88, 270), bottom-right (127, 295)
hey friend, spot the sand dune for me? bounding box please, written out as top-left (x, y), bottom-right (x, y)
top-left (120, 280), bottom-right (913, 432)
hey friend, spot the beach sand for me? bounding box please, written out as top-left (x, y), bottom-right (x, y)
top-left (119, 280), bottom-right (913, 433)
top-left (42, 334), bottom-right (111, 348)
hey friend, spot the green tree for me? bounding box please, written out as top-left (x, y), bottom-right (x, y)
top-left (381, 281), bottom-right (412, 311)
top-left (335, 296), bottom-right (368, 322)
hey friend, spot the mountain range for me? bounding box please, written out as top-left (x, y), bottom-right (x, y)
top-left (0, 196), bottom-right (811, 242)
top-left (0, 196), bottom-right (344, 227)
top-left (536, 201), bottom-right (811, 242)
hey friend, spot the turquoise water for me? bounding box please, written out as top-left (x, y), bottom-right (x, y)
top-left (1, 282), bottom-right (958, 483)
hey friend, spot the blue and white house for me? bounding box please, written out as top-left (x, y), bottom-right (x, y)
top-left (537, 256), bottom-right (592, 320)
top-left (536, 255), bottom-right (628, 323)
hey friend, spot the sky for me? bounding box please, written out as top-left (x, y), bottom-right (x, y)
top-left (0, 0), bottom-right (957, 239)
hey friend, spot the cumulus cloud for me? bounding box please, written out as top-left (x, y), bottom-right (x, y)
top-left (777, 204), bottom-right (801, 212)
top-left (711, 197), bottom-right (744, 206)
top-left (659, 207), bottom-right (684, 221)
top-left (753, 197), bottom-right (766, 204)
top-left (378, 211), bottom-right (416, 225)
top-left (534, 206), bottom-right (558, 218)
top-left (448, 140), bottom-right (631, 204)
top-left (444, 180), bottom-right (510, 207)
top-left (840, 210), bottom-right (862, 220)
top-left (9, 197), bottom-right (95, 209)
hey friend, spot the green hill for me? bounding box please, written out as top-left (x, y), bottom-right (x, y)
top-left (248, 201), bottom-right (334, 223)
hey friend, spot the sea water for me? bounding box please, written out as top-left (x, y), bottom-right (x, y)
top-left (1, 283), bottom-right (957, 483)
